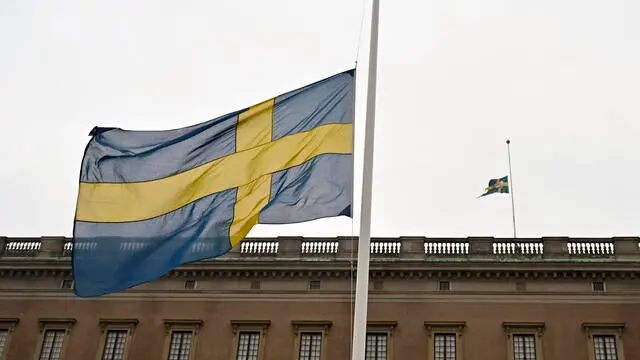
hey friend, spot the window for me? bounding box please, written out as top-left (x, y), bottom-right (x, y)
top-left (292, 321), bottom-right (332, 360)
top-left (503, 322), bottom-right (544, 360)
top-left (169, 331), bottom-right (193, 360)
top-left (231, 320), bottom-right (270, 360)
top-left (161, 320), bottom-right (203, 360)
top-left (36, 318), bottom-right (75, 360)
top-left (513, 335), bottom-right (536, 360)
top-left (425, 322), bottom-right (464, 360)
top-left (365, 321), bottom-right (396, 360)
top-left (366, 333), bottom-right (387, 360)
top-left (309, 280), bottom-right (321, 290)
top-left (583, 323), bottom-right (625, 360)
top-left (40, 330), bottom-right (65, 360)
top-left (184, 280), bottom-right (196, 290)
top-left (237, 332), bottom-right (260, 360)
top-left (0, 330), bottom-right (7, 359)
top-left (0, 318), bottom-right (19, 360)
top-left (102, 331), bottom-right (127, 360)
top-left (592, 281), bottom-right (605, 292)
top-left (60, 279), bottom-right (73, 289)
top-left (438, 281), bottom-right (450, 291)
top-left (593, 336), bottom-right (617, 360)
top-left (434, 334), bottom-right (456, 360)
top-left (97, 319), bottom-right (138, 360)
top-left (299, 333), bottom-right (322, 360)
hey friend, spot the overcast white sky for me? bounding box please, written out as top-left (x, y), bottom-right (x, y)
top-left (1, 0), bottom-right (639, 239)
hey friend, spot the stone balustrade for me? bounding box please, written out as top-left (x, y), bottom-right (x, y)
top-left (0, 236), bottom-right (638, 262)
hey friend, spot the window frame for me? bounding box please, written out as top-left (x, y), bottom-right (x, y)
top-left (34, 318), bottom-right (76, 360)
top-left (0, 318), bottom-right (19, 360)
top-left (592, 280), bottom-right (605, 293)
top-left (292, 321), bottom-right (332, 360)
top-left (161, 319), bottom-right (203, 360)
top-left (437, 280), bottom-right (451, 292)
top-left (503, 322), bottom-right (545, 360)
top-left (59, 279), bottom-right (74, 290)
top-left (424, 321), bottom-right (465, 360)
top-left (95, 319), bottom-right (138, 360)
top-left (231, 320), bottom-right (270, 360)
top-left (365, 321), bottom-right (396, 360)
top-left (582, 323), bottom-right (625, 360)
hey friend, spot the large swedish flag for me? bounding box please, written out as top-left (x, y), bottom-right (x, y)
top-left (73, 70), bottom-right (355, 297)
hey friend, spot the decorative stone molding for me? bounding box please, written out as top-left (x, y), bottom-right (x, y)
top-left (99, 319), bottom-right (138, 333)
top-left (230, 320), bottom-right (270, 335)
top-left (38, 318), bottom-right (76, 333)
top-left (582, 322), bottom-right (624, 337)
top-left (0, 318), bottom-right (19, 332)
top-left (424, 321), bottom-right (465, 335)
top-left (291, 320), bottom-right (332, 335)
top-left (163, 319), bottom-right (203, 335)
top-left (0, 262), bottom-right (639, 283)
top-left (503, 322), bottom-right (545, 336)
top-left (367, 321), bottom-right (397, 337)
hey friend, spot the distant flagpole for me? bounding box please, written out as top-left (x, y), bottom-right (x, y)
top-left (351, 0), bottom-right (379, 359)
top-left (506, 139), bottom-right (517, 239)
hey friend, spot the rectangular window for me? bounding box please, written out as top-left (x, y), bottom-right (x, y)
top-left (426, 321), bottom-right (465, 360)
top-left (97, 319), bottom-right (137, 360)
top-left (593, 335), bottom-right (618, 360)
top-left (365, 333), bottom-right (387, 360)
top-left (292, 320), bottom-right (331, 360)
top-left (0, 319), bottom-right (18, 360)
top-left (592, 281), bottom-right (605, 292)
top-left (236, 332), bottom-right (260, 360)
top-left (583, 323), bottom-right (624, 360)
top-left (0, 330), bottom-right (8, 359)
top-left (514, 334), bottom-right (537, 360)
top-left (309, 280), bottom-right (321, 290)
top-left (298, 332), bottom-right (322, 360)
top-left (231, 320), bottom-right (269, 360)
top-left (168, 331), bottom-right (193, 360)
top-left (39, 329), bottom-right (66, 360)
top-left (434, 333), bottom-right (456, 360)
top-left (101, 330), bottom-right (128, 360)
top-left (162, 320), bottom-right (202, 360)
top-left (184, 280), bottom-right (196, 290)
top-left (438, 281), bottom-right (450, 291)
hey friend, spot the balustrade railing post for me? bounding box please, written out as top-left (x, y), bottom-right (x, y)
top-left (38, 237), bottom-right (66, 258)
top-left (277, 236), bottom-right (301, 259)
top-left (612, 237), bottom-right (640, 259)
top-left (0, 237), bottom-right (6, 257)
top-left (400, 236), bottom-right (426, 259)
top-left (542, 237), bottom-right (569, 259)
top-left (337, 236), bottom-right (357, 260)
top-left (224, 240), bottom-right (244, 258)
top-left (468, 237), bottom-right (494, 259)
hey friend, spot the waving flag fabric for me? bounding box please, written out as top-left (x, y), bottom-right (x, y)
top-left (73, 69), bottom-right (355, 297)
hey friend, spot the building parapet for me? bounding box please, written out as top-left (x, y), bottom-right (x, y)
top-left (0, 236), bottom-right (638, 263)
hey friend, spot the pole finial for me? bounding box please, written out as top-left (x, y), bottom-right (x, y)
top-left (506, 139), bottom-right (510, 145)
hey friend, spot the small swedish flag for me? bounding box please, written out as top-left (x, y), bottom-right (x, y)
top-left (480, 176), bottom-right (509, 197)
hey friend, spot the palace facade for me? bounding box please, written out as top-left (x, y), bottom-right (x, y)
top-left (0, 236), bottom-right (638, 360)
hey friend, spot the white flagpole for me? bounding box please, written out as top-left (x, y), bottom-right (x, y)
top-left (351, 0), bottom-right (380, 359)
top-left (506, 139), bottom-right (517, 239)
